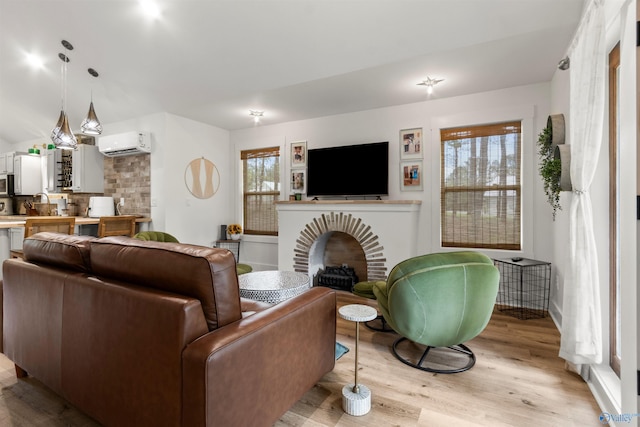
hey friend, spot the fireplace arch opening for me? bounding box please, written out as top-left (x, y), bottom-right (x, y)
top-left (293, 212), bottom-right (387, 283)
top-left (309, 231), bottom-right (366, 285)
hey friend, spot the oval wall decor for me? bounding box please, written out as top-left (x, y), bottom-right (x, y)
top-left (554, 144), bottom-right (572, 192)
top-left (184, 157), bottom-right (220, 199)
top-left (547, 113), bottom-right (565, 150)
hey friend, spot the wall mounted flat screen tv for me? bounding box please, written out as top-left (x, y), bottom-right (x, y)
top-left (306, 141), bottom-right (389, 197)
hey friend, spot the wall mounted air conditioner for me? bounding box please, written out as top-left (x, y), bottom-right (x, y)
top-left (98, 132), bottom-right (151, 157)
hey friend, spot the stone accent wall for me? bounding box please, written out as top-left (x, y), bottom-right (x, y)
top-left (103, 154), bottom-right (151, 216)
top-left (65, 153), bottom-right (151, 217)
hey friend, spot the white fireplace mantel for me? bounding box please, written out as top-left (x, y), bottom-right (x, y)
top-left (276, 200), bottom-right (422, 280)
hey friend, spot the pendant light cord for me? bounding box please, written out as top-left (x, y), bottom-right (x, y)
top-left (63, 49), bottom-right (68, 113)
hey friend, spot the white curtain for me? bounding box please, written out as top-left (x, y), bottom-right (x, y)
top-left (559, 0), bottom-right (605, 367)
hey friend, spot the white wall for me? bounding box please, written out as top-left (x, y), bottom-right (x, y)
top-left (549, 65), bottom-right (572, 322)
top-left (102, 112), bottom-right (233, 247)
top-left (231, 82), bottom-right (555, 274)
top-left (0, 138), bottom-right (12, 152)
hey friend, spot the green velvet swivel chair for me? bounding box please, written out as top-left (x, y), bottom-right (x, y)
top-left (372, 251), bottom-right (500, 373)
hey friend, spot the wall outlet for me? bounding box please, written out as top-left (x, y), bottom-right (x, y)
top-left (119, 197), bottom-right (125, 207)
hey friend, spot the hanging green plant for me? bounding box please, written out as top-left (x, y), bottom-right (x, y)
top-left (537, 123), bottom-right (562, 219)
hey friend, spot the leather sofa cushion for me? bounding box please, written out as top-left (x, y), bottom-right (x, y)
top-left (89, 236), bottom-right (242, 330)
top-left (23, 232), bottom-right (95, 272)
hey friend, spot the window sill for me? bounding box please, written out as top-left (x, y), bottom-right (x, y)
top-left (588, 364), bottom-right (621, 415)
top-left (240, 234), bottom-right (278, 244)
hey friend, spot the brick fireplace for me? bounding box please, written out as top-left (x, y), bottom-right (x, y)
top-left (276, 200), bottom-right (421, 284)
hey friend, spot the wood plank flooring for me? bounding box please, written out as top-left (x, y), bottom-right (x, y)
top-left (0, 291), bottom-right (603, 426)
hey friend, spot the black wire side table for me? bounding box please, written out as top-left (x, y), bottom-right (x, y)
top-left (493, 258), bottom-right (551, 320)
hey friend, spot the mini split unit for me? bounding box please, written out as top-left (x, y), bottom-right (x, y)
top-left (98, 131), bottom-right (151, 157)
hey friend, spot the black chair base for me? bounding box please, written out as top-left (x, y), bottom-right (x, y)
top-left (364, 315), bottom-right (394, 332)
top-left (392, 337), bottom-right (476, 374)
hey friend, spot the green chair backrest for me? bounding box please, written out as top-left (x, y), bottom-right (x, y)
top-left (386, 251), bottom-right (499, 347)
top-left (133, 231), bottom-right (180, 243)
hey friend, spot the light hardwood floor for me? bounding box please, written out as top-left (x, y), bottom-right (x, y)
top-left (0, 291), bottom-right (603, 426)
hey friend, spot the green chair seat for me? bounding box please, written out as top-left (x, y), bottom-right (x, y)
top-left (236, 263), bottom-right (253, 275)
top-left (352, 280), bottom-right (384, 299)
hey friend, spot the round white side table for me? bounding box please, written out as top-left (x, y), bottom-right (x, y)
top-left (338, 304), bottom-right (377, 416)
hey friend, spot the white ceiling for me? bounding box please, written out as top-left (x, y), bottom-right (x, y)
top-left (0, 0), bottom-right (586, 144)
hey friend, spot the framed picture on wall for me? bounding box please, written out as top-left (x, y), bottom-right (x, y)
top-left (400, 160), bottom-right (423, 191)
top-left (400, 128), bottom-right (423, 160)
top-left (291, 170), bottom-right (306, 193)
top-left (291, 141), bottom-right (307, 168)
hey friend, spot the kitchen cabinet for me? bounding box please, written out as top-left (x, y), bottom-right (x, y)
top-left (45, 145), bottom-right (104, 193)
top-left (10, 227), bottom-right (23, 251)
top-left (0, 151), bottom-right (25, 174)
top-left (72, 145), bottom-right (104, 193)
top-left (0, 153), bottom-right (7, 174)
top-left (13, 154), bottom-right (42, 195)
top-left (45, 149), bottom-right (72, 192)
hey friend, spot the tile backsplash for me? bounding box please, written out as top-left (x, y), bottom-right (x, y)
top-left (68, 153), bottom-right (151, 217)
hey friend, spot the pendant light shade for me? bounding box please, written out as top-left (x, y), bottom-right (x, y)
top-left (50, 110), bottom-right (65, 140)
top-left (52, 112), bottom-right (78, 150)
top-left (81, 68), bottom-right (102, 135)
top-left (80, 100), bottom-right (102, 135)
top-left (51, 40), bottom-right (77, 150)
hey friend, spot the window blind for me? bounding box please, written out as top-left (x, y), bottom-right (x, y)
top-left (440, 121), bottom-right (521, 250)
top-left (241, 146), bottom-right (280, 236)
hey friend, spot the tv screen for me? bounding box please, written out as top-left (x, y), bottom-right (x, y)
top-left (306, 141), bottom-right (389, 197)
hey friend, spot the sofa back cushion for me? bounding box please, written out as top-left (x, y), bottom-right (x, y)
top-left (90, 236), bottom-right (242, 330)
top-left (23, 232), bottom-right (95, 272)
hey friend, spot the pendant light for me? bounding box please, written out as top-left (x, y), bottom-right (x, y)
top-left (51, 40), bottom-right (77, 150)
top-left (80, 68), bottom-right (103, 135)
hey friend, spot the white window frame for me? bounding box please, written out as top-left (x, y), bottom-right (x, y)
top-left (430, 105), bottom-right (535, 258)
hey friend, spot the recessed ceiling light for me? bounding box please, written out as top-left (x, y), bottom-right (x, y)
top-left (25, 52), bottom-right (44, 70)
top-left (139, 0), bottom-right (161, 19)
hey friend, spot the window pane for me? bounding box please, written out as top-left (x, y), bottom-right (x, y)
top-left (441, 122), bottom-right (521, 250)
top-left (242, 147), bottom-right (280, 236)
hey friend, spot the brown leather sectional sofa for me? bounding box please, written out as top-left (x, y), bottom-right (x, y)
top-left (1, 232), bottom-right (336, 426)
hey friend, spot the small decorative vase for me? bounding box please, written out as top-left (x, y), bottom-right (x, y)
top-left (230, 234), bottom-right (241, 240)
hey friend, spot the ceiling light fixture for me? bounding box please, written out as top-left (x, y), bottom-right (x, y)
top-left (80, 68), bottom-right (103, 135)
top-left (417, 76), bottom-right (444, 95)
top-left (250, 110), bottom-right (264, 124)
top-left (50, 40), bottom-right (77, 150)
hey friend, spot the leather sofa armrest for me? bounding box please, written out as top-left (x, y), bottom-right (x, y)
top-left (0, 279), bottom-right (3, 354)
top-left (182, 286), bottom-right (336, 427)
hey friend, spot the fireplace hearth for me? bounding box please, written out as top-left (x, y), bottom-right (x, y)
top-left (316, 265), bottom-right (359, 292)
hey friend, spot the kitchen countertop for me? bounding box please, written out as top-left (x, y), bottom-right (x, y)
top-left (0, 215), bottom-right (151, 229)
